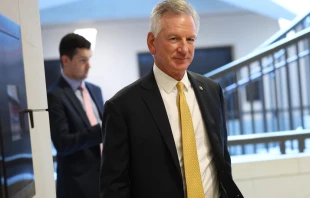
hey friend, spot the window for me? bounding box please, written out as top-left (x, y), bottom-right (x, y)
top-left (137, 46), bottom-right (233, 77)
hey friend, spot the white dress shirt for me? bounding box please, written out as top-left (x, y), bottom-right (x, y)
top-left (153, 65), bottom-right (219, 198)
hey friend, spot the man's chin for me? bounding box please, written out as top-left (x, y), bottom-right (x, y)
top-left (174, 64), bottom-right (190, 71)
top-left (77, 76), bottom-right (87, 81)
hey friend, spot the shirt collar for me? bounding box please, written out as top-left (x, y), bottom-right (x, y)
top-left (153, 64), bottom-right (190, 94)
top-left (61, 71), bottom-right (85, 91)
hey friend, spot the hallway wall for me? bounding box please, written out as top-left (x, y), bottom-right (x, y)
top-left (42, 11), bottom-right (280, 100)
top-left (233, 153), bottom-right (310, 198)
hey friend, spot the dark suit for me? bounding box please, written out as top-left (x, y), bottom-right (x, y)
top-left (48, 77), bottom-right (104, 198)
top-left (100, 71), bottom-right (243, 198)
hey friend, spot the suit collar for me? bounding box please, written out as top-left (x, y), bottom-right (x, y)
top-left (187, 71), bottom-right (216, 126)
top-left (58, 77), bottom-right (103, 115)
top-left (61, 72), bottom-right (85, 91)
top-left (140, 71), bottom-right (183, 181)
top-left (143, 70), bottom-right (224, 152)
top-left (58, 77), bottom-right (90, 126)
top-left (141, 70), bottom-right (225, 178)
top-left (187, 71), bottom-right (224, 156)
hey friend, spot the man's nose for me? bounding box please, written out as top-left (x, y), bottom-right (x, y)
top-left (177, 41), bottom-right (188, 54)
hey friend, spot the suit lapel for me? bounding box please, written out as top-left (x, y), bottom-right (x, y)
top-left (139, 70), bottom-right (225, 180)
top-left (59, 77), bottom-right (90, 126)
top-left (140, 71), bottom-right (182, 180)
top-left (187, 72), bottom-right (224, 156)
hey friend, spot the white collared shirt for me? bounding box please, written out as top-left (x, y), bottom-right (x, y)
top-left (153, 65), bottom-right (219, 198)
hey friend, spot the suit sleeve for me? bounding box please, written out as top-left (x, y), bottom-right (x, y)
top-left (100, 100), bottom-right (130, 198)
top-left (47, 92), bottom-right (102, 156)
top-left (218, 83), bottom-right (232, 175)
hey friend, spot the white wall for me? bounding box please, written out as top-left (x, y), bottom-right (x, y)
top-left (232, 153), bottom-right (310, 198)
top-left (0, 0), bottom-right (56, 197)
top-left (41, 11), bottom-right (280, 100)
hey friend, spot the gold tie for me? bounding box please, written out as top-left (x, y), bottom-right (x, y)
top-left (177, 82), bottom-right (204, 198)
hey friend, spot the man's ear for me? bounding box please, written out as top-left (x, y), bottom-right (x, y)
top-left (147, 32), bottom-right (156, 55)
top-left (61, 55), bottom-right (70, 66)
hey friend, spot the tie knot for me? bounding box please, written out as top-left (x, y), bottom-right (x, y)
top-left (176, 82), bottom-right (184, 92)
top-left (79, 84), bottom-right (85, 90)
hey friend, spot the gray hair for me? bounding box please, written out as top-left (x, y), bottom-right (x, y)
top-left (149, 0), bottom-right (200, 37)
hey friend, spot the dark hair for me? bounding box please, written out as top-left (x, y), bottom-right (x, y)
top-left (59, 33), bottom-right (91, 60)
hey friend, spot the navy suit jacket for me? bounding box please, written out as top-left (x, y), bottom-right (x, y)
top-left (48, 77), bottom-right (104, 198)
top-left (100, 71), bottom-right (243, 198)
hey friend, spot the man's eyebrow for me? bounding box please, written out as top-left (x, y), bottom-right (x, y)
top-left (78, 55), bottom-right (91, 59)
top-left (166, 33), bottom-right (197, 37)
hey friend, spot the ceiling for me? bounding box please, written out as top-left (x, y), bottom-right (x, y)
top-left (38, 0), bottom-right (297, 26)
